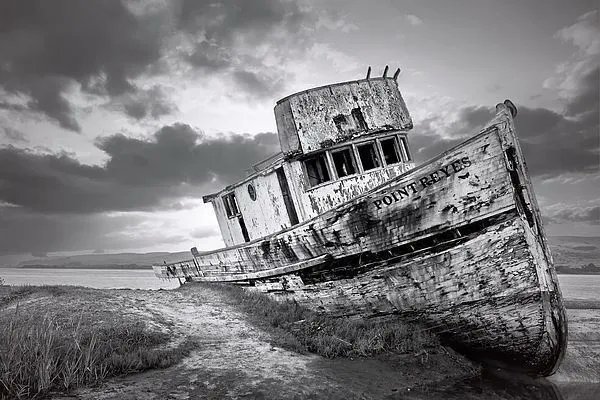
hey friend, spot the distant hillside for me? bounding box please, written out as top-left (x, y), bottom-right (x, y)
top-left (13, 251), bottom-right (191, 269)
top-left (548, 236), bottom-right (600, 274)
top-left (3, 236), bottom-right (599, 272)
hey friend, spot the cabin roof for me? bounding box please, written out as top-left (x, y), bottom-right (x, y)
top-left (275, 76), bottom-right (395, 105)
top-left (202, 151), bottom-right (285, 202)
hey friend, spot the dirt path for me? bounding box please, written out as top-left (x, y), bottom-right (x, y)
top-left (39, 285), bottom-right (599, 399)
top-left (52, 285), bottom-right (472, 400)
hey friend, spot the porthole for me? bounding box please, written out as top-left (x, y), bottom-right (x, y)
top-left (248, 184), bottom-right (257, 201)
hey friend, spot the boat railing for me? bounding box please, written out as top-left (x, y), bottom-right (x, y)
top-left (153, 259), bottom-right (200, 279)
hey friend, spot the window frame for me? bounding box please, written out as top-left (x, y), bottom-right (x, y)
top-left (222, 192), bottom-right (240, 219)
top-left (399, 136), bottom-right (412, 161)
top-left (355, 140), bottom-right (382, 172)
top-left (301, 132), bottom-right (410, 191)
top-left (302, 152), bottom-right (333, 188)
top-left (330, 146), bottom-right (358, 179)
top-left (378, 136), bottom-right (402, 166)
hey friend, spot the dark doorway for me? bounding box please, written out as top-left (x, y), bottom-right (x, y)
top-left (276, 167), bottom-right (300, 226)
top-left (238, 216), bottom-right (250, 242)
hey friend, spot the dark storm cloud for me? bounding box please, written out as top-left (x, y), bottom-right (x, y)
top-left (411, 70), bottom-right (599, 178)
top-left (0, 208), bottom-right (185, 255)
top-left (231, 69), bottom-right (285, 99)
top-left (115, 86), bottom-right (177, 120)
top-left (177, 0), bottom-right (309, 97)
top-left (0, 125), bottom-right (279, 213)
top-left (0, 0), bottom-right (313, 129)
top-left (177, 0), bottom-right (308, 51)
top-left (0, 0), bottom-right (167, 131)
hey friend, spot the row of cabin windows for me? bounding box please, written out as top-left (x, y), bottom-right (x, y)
top-left (304, 135), bottom-right (411, 188)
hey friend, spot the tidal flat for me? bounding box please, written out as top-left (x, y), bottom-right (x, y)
top-left (0, 284), bottom-right (598, 399)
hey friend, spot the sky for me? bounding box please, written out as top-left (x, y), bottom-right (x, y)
top-left (0, 0), bottom-right (598, 262)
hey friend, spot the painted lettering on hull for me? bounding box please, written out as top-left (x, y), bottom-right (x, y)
top-left (373, 156), bottom-right (472, 210)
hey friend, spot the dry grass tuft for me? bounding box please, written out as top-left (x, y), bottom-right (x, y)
top-left (205, 283), bottom-right (439, 358)
top-left (0, 287), bottom-right (194, 399)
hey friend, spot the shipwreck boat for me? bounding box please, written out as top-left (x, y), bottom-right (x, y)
top-left (154, 68), bottom-right (567, 376)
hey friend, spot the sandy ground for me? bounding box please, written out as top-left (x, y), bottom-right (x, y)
top-left (48, 285), bottom-right (475, 400)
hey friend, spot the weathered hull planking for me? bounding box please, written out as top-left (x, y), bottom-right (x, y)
top-left (154, 102), bottom-right (567, 376)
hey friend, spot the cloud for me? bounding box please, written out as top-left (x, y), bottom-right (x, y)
top-left (1, 127), bottom-right (28, 143)
top-left (315, 11), bottom-right (359, 33)
top-left (404, 14), bottom-right (423, 26)
top-left (410, 60), bottom-right (598, 179)
top-left (110, 85), bottom-right (177, 120)
top-left (544, 10), bottom-right (599, 102)
top-left (0, 125), bottom-right (279, 213)
top-left (0, 0), bottom-right (169, 130)
top-left (555, 10), bottom-right (599, 56)
top-left (0, 207), bottom-right (185, 255)
top-left (0, 0), bottom-right (318, 129)
top-left (231, 69), bottom-right (285, 99)
top-left (308, 43), bottom-right (360, 73)
top-left (543, 203), bottom-right (599, 225)
top-left (175, 0), bottom-right (313, 99)
top-left (190, 226), bottom-right (220, 239)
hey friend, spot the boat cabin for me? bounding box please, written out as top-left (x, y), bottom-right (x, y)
top-left (203, 74), bottom-right (414, 247)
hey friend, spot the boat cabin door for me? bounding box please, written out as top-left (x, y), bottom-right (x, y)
top-left (223, 192), bottom-right (250, 242)
top-left (276, 167), bottom-right (299, 226)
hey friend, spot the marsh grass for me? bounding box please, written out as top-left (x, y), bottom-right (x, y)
top-left (0, 287), bottom-right (194, 399)
top-left (205, 283), bottom-right (439, 358)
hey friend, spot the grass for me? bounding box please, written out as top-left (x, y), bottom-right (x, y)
top-left (202, 283), bottom-right (440, 358)
top-left (0, 286), bottom-right (195, 399)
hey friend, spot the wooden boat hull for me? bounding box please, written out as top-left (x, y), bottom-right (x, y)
top-left (154, 102), bottom-right (567, 376)
top-left (252, 213), bottom-right (565, 375)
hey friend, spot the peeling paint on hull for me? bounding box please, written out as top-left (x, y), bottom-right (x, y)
top-left (154, 100), bottom-right (567, 377)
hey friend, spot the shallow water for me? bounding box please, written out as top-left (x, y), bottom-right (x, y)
top-left (1, 268), bottom-right (598, 300)
top-left (0, 267), bottom-right (179, 290)
top-left (557, 274), bottom-right (600, 301)
top-left (403, 369), bottom-right (597, 400)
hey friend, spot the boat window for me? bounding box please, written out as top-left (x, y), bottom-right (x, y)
top-left (351, 108), bottom-right (368, 131)
top-left (222, 193), bottom-right (239, 218)
top-left (399, 137), bottom-right (412, 161)
top-left (333, 115), bottom-right (348, 135)
top-left (304, 153), bottom-right (331, 187)
top-left (357, 142), bottom-right (381, 171)
top-left (331, 147), bottom-right (357, 178)
top-left (380, 137), bottom-right (401, 165)
top-left (247, 184), bottom-right (257, 201)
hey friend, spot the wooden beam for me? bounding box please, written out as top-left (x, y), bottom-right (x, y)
top-left (192, 254), bottom-right (332, 282)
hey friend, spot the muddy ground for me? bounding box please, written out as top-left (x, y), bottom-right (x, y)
top-left (5, 283), bottom-right (599, 399)
top-left (45, 284), bottom-right (476, 400)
